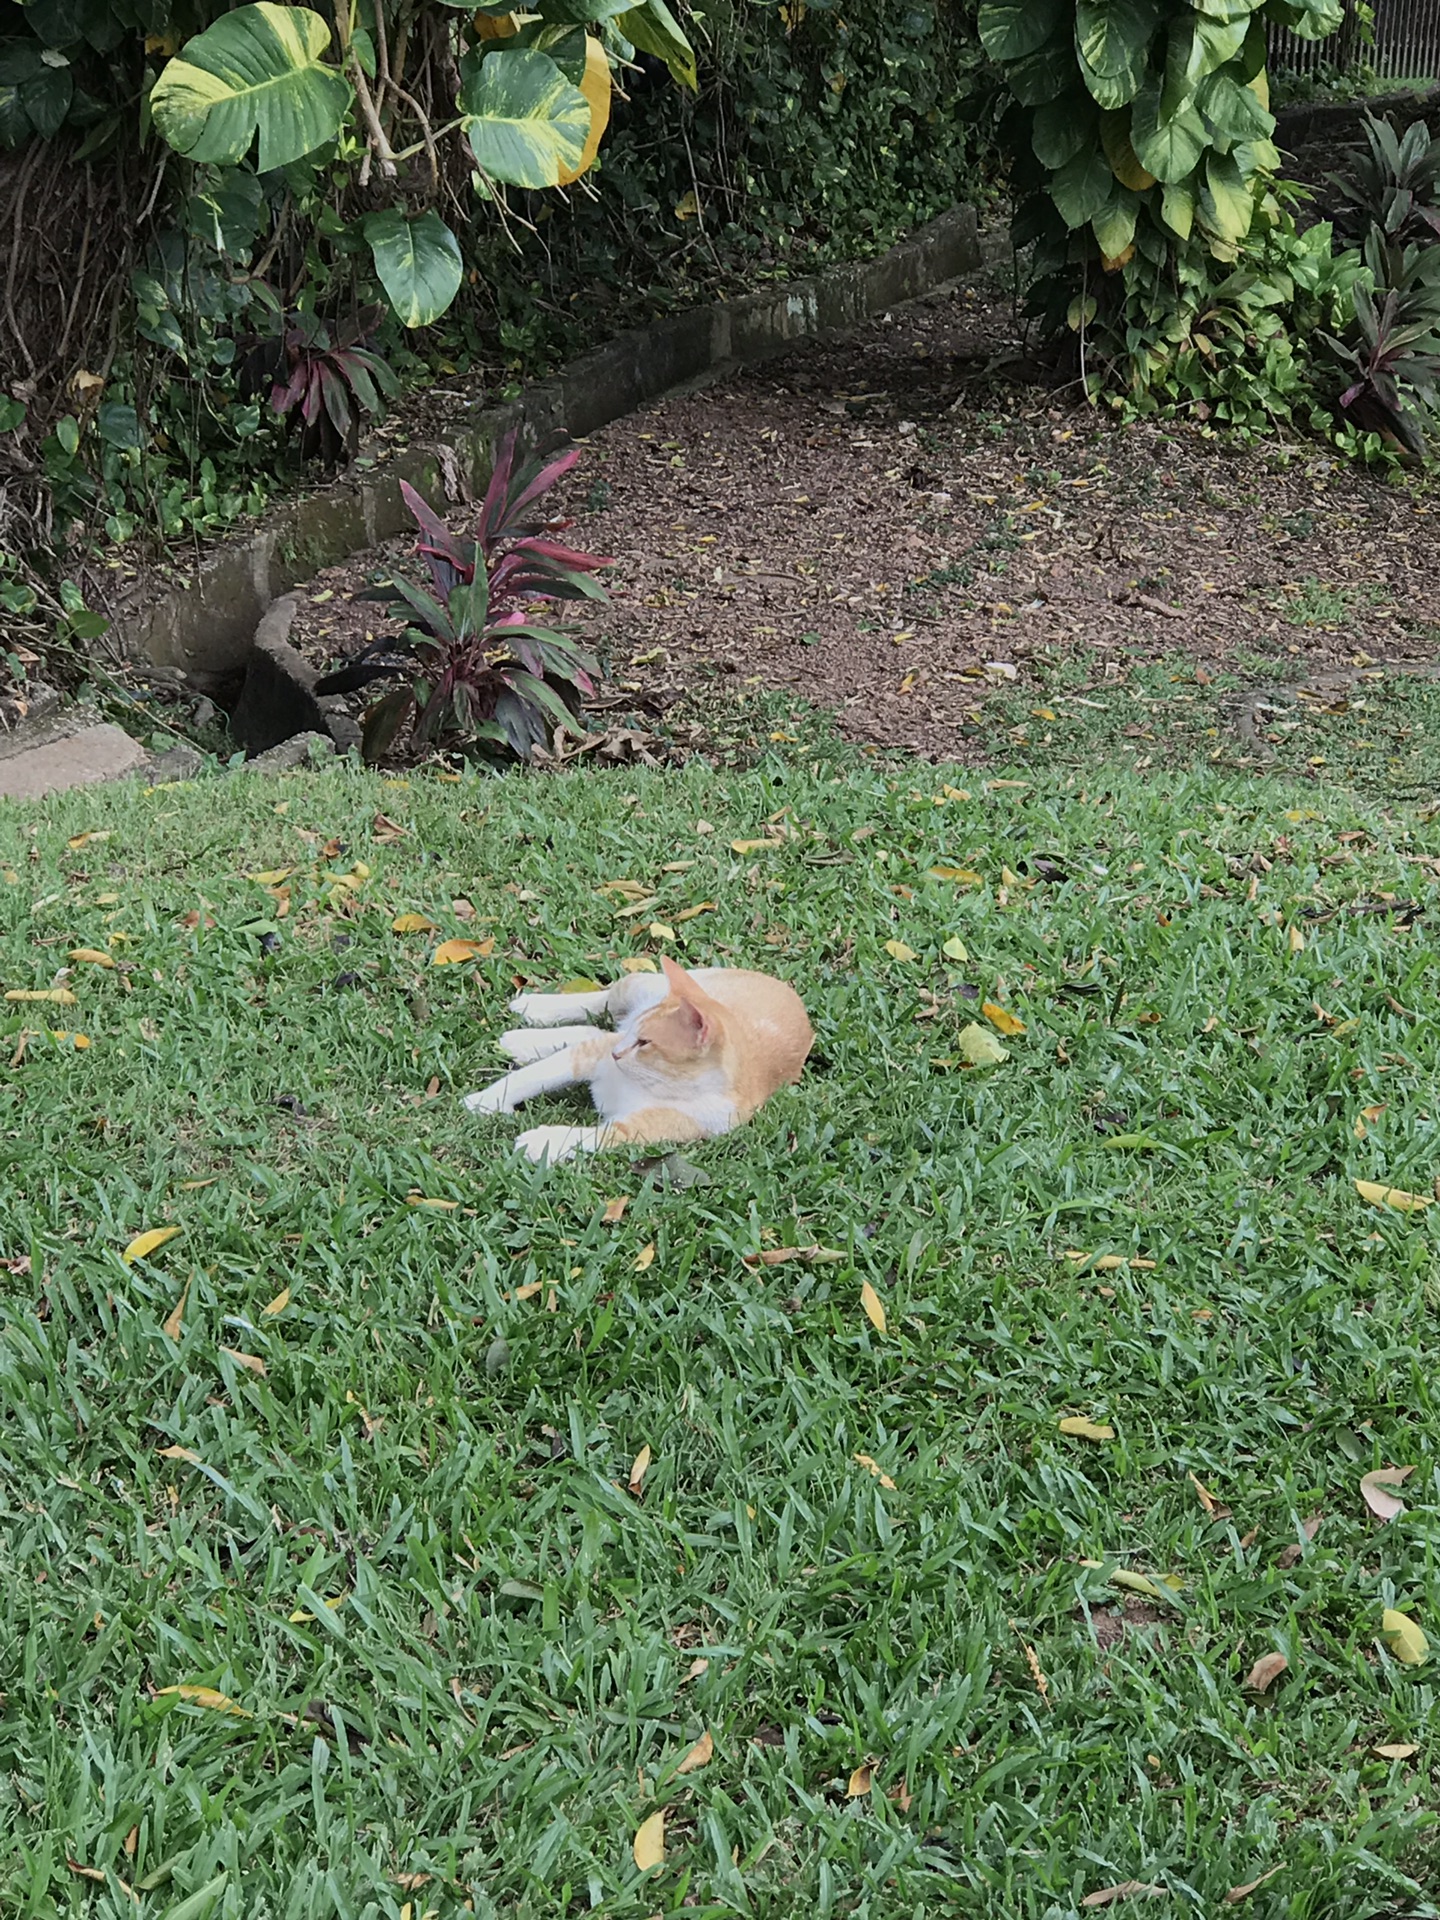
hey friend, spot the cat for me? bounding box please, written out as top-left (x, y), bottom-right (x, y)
top-left (464, 955), bottom-right (813, 1163)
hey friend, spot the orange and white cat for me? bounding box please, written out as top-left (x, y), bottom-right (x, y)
top-left (464, 955), bottom-right (813, 1162)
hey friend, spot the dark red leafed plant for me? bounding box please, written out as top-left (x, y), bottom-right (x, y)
top-left (270, 309), bottom-right (400, 466)
top-left (314, 433), bottom-right (609, 763)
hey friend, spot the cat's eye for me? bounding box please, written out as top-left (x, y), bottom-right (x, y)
top-left (633, 1036), bottom-right (650, 1048)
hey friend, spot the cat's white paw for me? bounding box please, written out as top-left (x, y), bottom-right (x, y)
top-left (463, 1079), bottom-right (515, 1116)
top-left (515, 1124), bottom-right (596, 1164)
top-left (497, 1028), bottom-right (561, 1064)
top-left (508, 992), bottom-right (542, 1022)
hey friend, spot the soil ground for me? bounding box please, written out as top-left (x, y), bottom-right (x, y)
top-left (286, 265), bottom-right (1440, 769)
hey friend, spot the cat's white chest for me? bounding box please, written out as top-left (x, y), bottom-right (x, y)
top-left (587, 1040), bottom-right (736, 1136)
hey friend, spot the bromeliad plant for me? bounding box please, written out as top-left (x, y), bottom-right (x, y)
top-left (315, 435), bottom-right (608, 763)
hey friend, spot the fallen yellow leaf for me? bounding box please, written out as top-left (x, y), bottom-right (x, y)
top-left (123, 1226), bottom-right (182, 1264)
top-left (853, 1453), bottom-right (896, 1490)
top-left (407, 1194), bottom-right (459, 1210)
top-left (847, 1763), bottom-right (872, 1797)
top-left (1224, 1867), bottom-right (1282, 1905)
top-left (262, 1286), bottom-right (291, 1316)
top-left (157, 1445), bottom-right (200, 1464)
top-left (1288, 924), bottom-right (1305, 952)
top-left (392, 913), bottom-right (438, 934)
top-left (6, 988), bottom-right (78, 1005)
top-left (649, 921), bottom-right (676, 942)
top-left (1081, 1884), bottom-right (1164, 1908)
top-left (155, 1684), bottom-right (251, 1717)
top-left (162, 1278), bottom-right (191, 1342)
top-left (635, 1242), bottom-right (656, 1272)
top-left (1372, 1741), bottom-right (1419, 1760)
top-left (246, 867), bottom-right (292, 885)
top-left (220, 1347), bottom-right (267, 1377)
top-left (675, 1730), bottom-right (713, 1775)
top-left (1383, 1607), bottom-right (1429, 1665)
top-left (432, 937), bottom-right (495, 965)
top-left (632, 1810), bottom-right (665, 1871)
top-left (883, 940), bottom-right (918, 962)
top-left (620, 956), bottom-right (659, 974)
top-left (982, 1001), bottom-right (1026, 1036)
top-left (1058, 1416), bottom-right (1114, 1441)
top-left (1355, 1178), bottom-right (1432, 1214)
top-left (957, 1023), bottom-right (1007, 1067)
top-left (731, 837), bottom-right (783, 854)
top-left (67, 830), bottom-right (113, 849)
top-left (674, 901), bottom-right (716, 922)
top-left (942, 936), bottom-right (969, 962)
top-left (68, 948), bottom-right (115, 969)
top-left (860, 1280), bottom-right (887, 1334)
top-left (927, 866), bottom-right (983, 885)
top-left (628, 1445), bottom-right (652, 1497)
top-left (743, 1245), bottom-right (845, 1267)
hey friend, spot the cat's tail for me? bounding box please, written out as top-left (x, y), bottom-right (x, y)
top-left (510, 988), bottom-right (610, 1026)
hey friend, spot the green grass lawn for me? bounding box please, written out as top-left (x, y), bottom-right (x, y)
top-left (2, 730), bottom-right (1439, 1919)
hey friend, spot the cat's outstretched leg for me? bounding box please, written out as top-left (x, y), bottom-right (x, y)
top-left (464, 1033), bottom-right (609, 1116)
top-left (515, 1105), bottom-right (709, 1163)
top-left (509, 986), bottom-right (609, 1027)
top-left (495, 1026), bottom-right (598, 1064)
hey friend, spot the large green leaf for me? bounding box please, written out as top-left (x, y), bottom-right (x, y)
top-left (1093, 188), bottom-right (1139, 261)
top-left (1198, 63), bottom-right (1274, 150)
top-left (151, 4), bottom-right (352, 171)
top-left (1129, 76), bottom-right (1207, 182)
top-left (1160, 172), bottom-right (1197, 240)
top-left (1008, 35), bottom-right (1079, 105)
top-left (612, 0), bottom-right (695, 88)
top-left (364, 209), bottom-right (463, 328)
top-left (1032, 93), bottom-right (1098, 169)
top-left (979, 0), bottom-right (1066, 62)
top-left (1269, 0), bottom-right (1344, 39)
top-left (1051, 145), bottom-right (1115, 228)
top-left (1163, 12), bottom-right (1249, 113)
top-left (1192, 0), bottom-right (1261, 18)
top-left (1199, 148), bottom-right (1254, 244)
top-left (1076, 0), bottom-right (1160, 76)
top-left (462, 48), bottom-right (589, 188)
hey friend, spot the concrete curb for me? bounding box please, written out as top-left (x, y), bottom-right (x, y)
top-left (116, 205), bottom-right (983, 693)
top-left (1275, 82), bottom-right (1440, 150)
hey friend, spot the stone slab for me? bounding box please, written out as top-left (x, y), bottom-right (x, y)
top-left (0, 724), bottom-right (149, 802)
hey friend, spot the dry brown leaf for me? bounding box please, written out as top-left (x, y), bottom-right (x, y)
top-left (1360, 1465), bottom-right (1414, 1522)
top-left (157, 1444), bottom-right (200, 1464)
top-left (432, 937), bottom-right (495, 965)
top-left (1224, 1867), bottom-right (1281, 1905)
top-left (628, 1445), bottom-right (652, 1497)
top-left (1188, 1471), bottom-right (1224, 1518)
top-left (156, 1683), bottom-right (251, 1716)
top-left (67, 1861), bottom-right (107, 1885)
top-left (1243, 1651), bottom-right (1289, 1693)
top-left (1288, 924), bottom-right (1305, 952)
top-left (511, 1281), bottom-right (543, 1302)
top-left (674, 901), bottom-right (716, 922)
top-left (632, 1810), bottom-right (665, 1871)
top-left (1275, 1516), bottom-right (1322, 1568)
top-left (371, 812), bottom-right (409, 842)
top-left (68, 947), bottom-right (115, 968)
top-left (262, 1286), bottom-right (290, 1316)
top-left (220, 1347), bottom-right (267, 1377)
top-left (982, 1000), bottom-right (1026, 1036)
top-left (122, 1225), bottom-right (182, 1264)
top-left (860, 1280), bottom-right (886, 1334)
top-left (743, 1244), bottom-right (846, 1267)
top-left (1355, 1178), bottom-right (1432, 1214)
top-left (846, 1763), bottom-right (872, 1797)
top-left (1059, 1416), bottom-right (1114, 1441)
top-left (162, 1277), bottom-right (191, 1343)
top-left (1372, 1741), bottom-right (1419, 1760)
top-left (67, 829), bottom-right (113, 849)
top-left (1081, 1883), bottom-right (1164, 1907)
top-left (602, 1196), bottom-right (629, 1225)
top-left (675, 1730), bottom-right (713, 1775)
top-left (681, 1657), bottom-right (709, 1684)
top-left (853, 1453), bottom-right (897, 1490)
top-left (634, 1242), bottom-right (656, 1272)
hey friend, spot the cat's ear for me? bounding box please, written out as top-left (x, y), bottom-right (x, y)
top-left (661, 957), bottom-right (712, 1046)
top-left (660, 955), bottom-right (691, 996)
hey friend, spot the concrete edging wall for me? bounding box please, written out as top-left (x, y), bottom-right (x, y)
top-left (117, 204), bottom-right (982, 693)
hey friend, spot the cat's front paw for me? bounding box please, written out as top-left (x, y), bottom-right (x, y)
top-left (515, 1124), bottom-right (595, 1164)
top-left (463, 1079), bottom-right (515, 1116)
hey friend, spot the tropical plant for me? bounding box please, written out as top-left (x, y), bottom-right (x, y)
top-left (1320, 285), bottom-right (1440, 456)
top-left (266, 309), bottom-right (400, 464)
top-left (145, 0), bottom-right (696, 331)
top-left (981, 0), bottom-right (1345, 390)
top-left (1326, 112), bottom-right (1440, 248)
top-left (315, 433), bottom-right (608, 762)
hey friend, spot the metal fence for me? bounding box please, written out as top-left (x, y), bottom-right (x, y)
top-left (1269, 0), bottom-right (1440, 83)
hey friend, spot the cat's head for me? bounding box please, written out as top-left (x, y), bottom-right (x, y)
top-left (613, 956), bottom-right (726, 1079)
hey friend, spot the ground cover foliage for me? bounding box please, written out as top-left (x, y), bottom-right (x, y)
top-left (2, 736), bottom-right (1439, 1916)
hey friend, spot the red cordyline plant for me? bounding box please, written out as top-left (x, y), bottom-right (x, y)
top-left (269, 309), bottom-right (400, 466)
top-left (316, 434), bottom-right (609, 762)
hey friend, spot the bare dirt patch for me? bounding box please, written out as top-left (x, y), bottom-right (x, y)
top-left (286, 274), bottom-right (1439, 763)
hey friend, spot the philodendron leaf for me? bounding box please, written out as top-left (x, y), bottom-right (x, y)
top-left (462, 47), bottom-right (589, 188)
top-left (363, 209), bottom-right (463, 328)
top-left (151, 4), bottom-right (352, 170)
